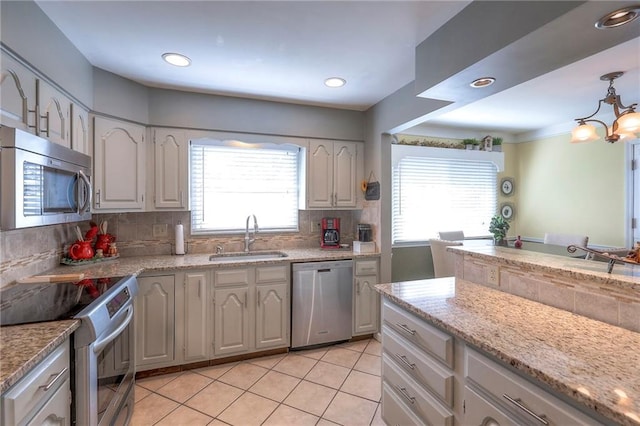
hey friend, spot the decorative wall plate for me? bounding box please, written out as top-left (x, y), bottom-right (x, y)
top-left (500, 177), bottom-right (514, 196)
top-left (500, 203), bottom-right (515, 220)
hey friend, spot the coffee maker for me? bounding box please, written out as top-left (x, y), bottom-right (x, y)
top-left (321, 217), bottom-right (340, 249)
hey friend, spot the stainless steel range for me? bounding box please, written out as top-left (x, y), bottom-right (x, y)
top-left (0, 274), bottom-right (138, 425)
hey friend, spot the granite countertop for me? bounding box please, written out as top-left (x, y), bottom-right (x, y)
top-left (43, 248), bottom-right (379, 279)
top-left (0, 320), bottom-right (79, 393)
top-left (450, 245), bottom-right (640, 292)
top-left (376, 278), bottom-right (640, 426)
top-left (1, 248), bottom-right (378, 393)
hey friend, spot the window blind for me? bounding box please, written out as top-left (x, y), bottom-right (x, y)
top-left (392, 155), bottom-right (497, 243)
top-left (190, 140), bottom-right (300, 233)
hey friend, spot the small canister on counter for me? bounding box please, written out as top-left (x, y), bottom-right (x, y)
top-left (357, 224), bottom-right (372, 242)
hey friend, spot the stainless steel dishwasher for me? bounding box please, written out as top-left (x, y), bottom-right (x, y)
top-left (291, 260), bottom-right (353, 349)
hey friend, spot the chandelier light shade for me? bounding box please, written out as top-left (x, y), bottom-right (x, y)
top-left (571, 71), bottom-right (640, 143)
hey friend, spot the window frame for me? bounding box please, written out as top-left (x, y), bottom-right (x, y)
top-left (391, 144), bottom-right (504, 246)
top-left (189, 138), bottom-right (304, 235)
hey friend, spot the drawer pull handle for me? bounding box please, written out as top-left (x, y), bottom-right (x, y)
top-left (503, 393), bottom-right (549, 425)
top-left (395, 353), bottom-right (416, 370)
top-left (396, 323), bottom-right (416, 335)
top-left (39, 367), bottom-right (68, 392)
top-left (395, 385), bottom-right (416, 404)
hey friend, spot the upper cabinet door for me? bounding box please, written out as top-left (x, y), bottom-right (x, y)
top-left (93, 116), bottom-right (145, 211)
top-left (333, 142), bottom-right (357, 208)
top-left (37, 79), bottom-right (71, 148)
top-left (306, 140), bottom-right (360, 209)
top-left (0, 53), bottom-right (36, 131)
top-left (308, 140), bottom-right (334, 208)
top-left (153, 128), bottom-right (188, 210)
top-left (70, 103), bottom-right (90, 155)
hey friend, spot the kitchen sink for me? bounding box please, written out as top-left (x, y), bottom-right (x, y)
top-left (209, 251), bottom-right (289, 262)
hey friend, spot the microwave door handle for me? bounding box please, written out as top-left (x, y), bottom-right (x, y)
top-left (77, 170), bottom-right (92, 214)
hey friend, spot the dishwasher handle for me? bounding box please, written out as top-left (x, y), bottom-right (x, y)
top-left (317, 268), bottom-right (331, 273)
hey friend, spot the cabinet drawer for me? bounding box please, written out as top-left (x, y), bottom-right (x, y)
top-left (382, 382), bottom-right (426, 426)
top-left (255, 265), bottom-right (288, 283)
top-left (464, 385), bottom-right (520, 425)
top-left (465, 349), bottom-right (600, 425)
top-left (383, 299), bottom-right (453, 368)
top-left (355, 260), bottom-right (378, 276)
top-left (214, 268), bottom-right (250, 287)
top-left (383, 325), bottom-right (453, 407)
top-left (383, 354), bottom-right (453, 426)
top-left (2, 341), bottom-right (70, 425)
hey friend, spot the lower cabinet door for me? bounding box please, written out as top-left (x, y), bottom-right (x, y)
top-left (135, 275), bottom-right (175, 368)
top-left (353, 275), bottom-right (379, 335)
top-left (255, 283), bottom-right (289, 349)
top-left (184, 272), bottom-right (209, 362)
top-left (214, 287), bottom-right (250, 356)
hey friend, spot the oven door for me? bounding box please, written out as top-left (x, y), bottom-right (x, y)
top-left (75, 304), bottom-right (135, 426)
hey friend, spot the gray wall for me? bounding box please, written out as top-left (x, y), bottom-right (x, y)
top-left (391, 246), bottom-right (433, 282)
top-left (1, 0), bottom-right (94, 107)
top-left (93, 68), bottom-right (150, 124)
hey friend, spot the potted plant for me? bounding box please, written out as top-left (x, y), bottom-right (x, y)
top-left (489, 215), bottom-right (510, 246)
top-left (462, 138), bottom-right (478, 150)
top-left (492, 137), bottom-right (503, 152)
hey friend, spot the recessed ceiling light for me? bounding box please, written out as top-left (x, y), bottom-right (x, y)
top-left (470, 77), bottom-right (495, 88)
top-left (596, 6), bottom-right (640, 29)
top-left (324, 77), bottom-right (346, 88)
top-left (162, 52), bottom-right (191, 67)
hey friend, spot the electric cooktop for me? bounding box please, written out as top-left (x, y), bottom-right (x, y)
top-left (0, 276), bottom-right (127, 326)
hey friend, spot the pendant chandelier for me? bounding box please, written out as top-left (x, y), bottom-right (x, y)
top-left (571, 71), bottom-right (640, 143)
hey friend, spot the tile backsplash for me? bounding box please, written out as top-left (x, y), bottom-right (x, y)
top-left (1, 210), bottom-right (363, 288)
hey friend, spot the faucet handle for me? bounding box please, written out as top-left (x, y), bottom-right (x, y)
top-left (216, 245), bottom-right (223, 254)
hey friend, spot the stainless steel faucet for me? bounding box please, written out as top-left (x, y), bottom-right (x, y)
top-left (244, 214), bottom-right (258, 252)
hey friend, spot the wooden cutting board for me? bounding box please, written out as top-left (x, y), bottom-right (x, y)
top-left (17, 273), bottom-right (86, 283)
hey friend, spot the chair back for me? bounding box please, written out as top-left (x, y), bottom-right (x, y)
top-left (543, 233), bottom-right (588, 247)
top-left (437, 231), bottom-right (465, 241)
top-left (429, 239), bottom-right (463, 278)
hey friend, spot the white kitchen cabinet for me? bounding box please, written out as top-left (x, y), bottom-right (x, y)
top-left (0, 51), bottom-right (36, 132)
top-left (213, 265), bottom-right (290, 357)
top-left (214, 286), bottom-right (250, 356)
top-left (93, 116), bottom-right (146, 211)
top-left (2, 340), bottom-right (70, 426)
top-left (37, 79), bottom-right (70, 148)
top-left (135, 275), bottom-right (175, 369)
top-left (464, 348), bottom-right (601, 425)
top-left (306, 140), bottom-right (359, 209)
top-left (151, 128), bottom-right (188, 210)
top-left (353, 258), bottom-right (379, 336)
top-left (182, 271), bottom-right (210, 362)
top-left (69, 103), bottom-right (90, 155)
top-left (255, 265), bottom-right (289, 349)
top-left (381, 299), bottom-right (455, 425)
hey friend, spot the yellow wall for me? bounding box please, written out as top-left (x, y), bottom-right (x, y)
top-left (510, 133), bottom-right (626, 247)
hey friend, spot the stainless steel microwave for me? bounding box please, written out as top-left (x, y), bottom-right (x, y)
top-left (0, 126), bottom-right (92, 229)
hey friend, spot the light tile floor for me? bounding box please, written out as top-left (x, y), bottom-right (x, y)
top-left (132, 338), bottom-right (385, 426)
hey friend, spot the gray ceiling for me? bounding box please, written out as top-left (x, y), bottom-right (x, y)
top-left (35, 1), bottom-right (640, 138)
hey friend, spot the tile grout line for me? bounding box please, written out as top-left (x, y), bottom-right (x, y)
top-left (133, 339), bottom-right (382, 426)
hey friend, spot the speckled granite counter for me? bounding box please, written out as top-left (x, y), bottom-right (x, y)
top-left (41, 248), bottom-right (378, 278)
top-left (376, 278), bottom-right (640, 426)
top-left (450, 245), bottom-right (640, 292)
top-left (0, 320), bottom-right (79, 393)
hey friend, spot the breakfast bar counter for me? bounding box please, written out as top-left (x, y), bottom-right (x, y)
top-left (376, 278), bottom-right (640, 426)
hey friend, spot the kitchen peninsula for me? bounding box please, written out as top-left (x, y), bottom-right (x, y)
top-left (376, 246), bottom-right (639, 426)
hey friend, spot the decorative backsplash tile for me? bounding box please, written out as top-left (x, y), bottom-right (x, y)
top-left (457, 253), bottom-right (640, 333)
top-left (0, 210), bottom-right (359, 288)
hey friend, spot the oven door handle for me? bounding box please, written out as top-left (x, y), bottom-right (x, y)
top-left (93, 305), bottom-right (134, 354)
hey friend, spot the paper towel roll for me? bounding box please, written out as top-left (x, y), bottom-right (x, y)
top-left (175, 223), bottom-right (185, 255)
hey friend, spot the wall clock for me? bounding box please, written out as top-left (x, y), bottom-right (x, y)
top-left (500, 177), bottom-right (514, 196)
top-left (501, 203), bottom-right (515, 220)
